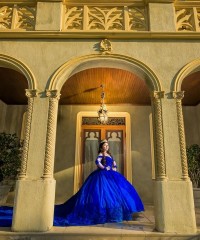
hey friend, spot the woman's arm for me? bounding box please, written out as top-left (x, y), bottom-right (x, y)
top-left (95, 156), bottom-right (105, 169)
top-left (112, 160), bottom-right (117, 171)
top-left (95, 155), bottom-right (111, 170)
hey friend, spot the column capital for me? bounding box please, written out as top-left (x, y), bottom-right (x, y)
top-left (46, 89), bottom-right (61, 100)
top-left (25, 89), bottom-right (38, 98)
top-left (151, 91), bottom-right (165, 99)
top-left (172, 91), bottom-right (184, 100)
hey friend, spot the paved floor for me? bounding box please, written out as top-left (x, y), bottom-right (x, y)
top-left (0, 205), bottom-right (200, 239)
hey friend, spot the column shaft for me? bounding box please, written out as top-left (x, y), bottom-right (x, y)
top-left (172, 91), bottom-right (189, 180)
top-left (151, 91), bottom-right (166, 180)
top-left (43, 90), bottom-right (60, 179)
top-left (18, 89), bottom-right (37, 179)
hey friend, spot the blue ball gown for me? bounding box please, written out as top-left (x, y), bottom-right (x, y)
top-left (0, 155), bottom-right (144, 227)
top-left (53, 154), bottom-right (144, 226)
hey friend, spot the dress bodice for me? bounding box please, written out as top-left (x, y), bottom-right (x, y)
top-left (95, 155), bottom-right (114, 169)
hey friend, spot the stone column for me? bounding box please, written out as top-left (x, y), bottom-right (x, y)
top-left (172, 91), bottom-right (189, 180)
top-left (152, 91), bottom-right (196, 233)
top-left (151, 91), bottom-right (166, 180)
top-left (12, 90), bottom-right (59, 232)
top-left (18, 89), bottom-right (37, 180)
top-left (43, 90), bottom-right (60, 179)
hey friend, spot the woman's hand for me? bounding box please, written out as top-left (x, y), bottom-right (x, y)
top-left (105, 166), bottom-right (111, 171)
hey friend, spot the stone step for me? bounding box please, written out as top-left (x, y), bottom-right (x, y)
top-left (0, 227), bottom-right (200, 240)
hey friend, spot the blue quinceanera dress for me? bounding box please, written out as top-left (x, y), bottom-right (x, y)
top-left (53, 154), bottom-right (144, 226)
top-left (0, 154), bottom-right (144, 227)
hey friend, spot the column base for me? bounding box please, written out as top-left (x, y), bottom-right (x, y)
top-left (12, 179), bottom-right (56, 232)
top-left (154, 180), bottom-right (197, 233)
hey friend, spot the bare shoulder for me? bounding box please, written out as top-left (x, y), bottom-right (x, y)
top-left (106, 153), bottom-right (112, 157)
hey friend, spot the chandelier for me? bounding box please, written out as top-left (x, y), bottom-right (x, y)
top-left (97, 84), bottom-right (108, 124)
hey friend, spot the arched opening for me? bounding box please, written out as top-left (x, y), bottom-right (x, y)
top-left (0, 67), bottom-right (28, 204)
top-left (173, 60), bottom-right (200, 153)
top-left (174, 61), bottom-right (200, 210)
top-left (182, 70), bottom-right (200, 171)
top-left (47, 54), bottom-right (161, 92)
top-left (0, 55), bottom-right (36, 206)
top-left (51, 54), bottom-right (161, 215)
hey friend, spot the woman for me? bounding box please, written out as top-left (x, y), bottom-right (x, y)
top-left (54, 139), bottom-right (144, 226)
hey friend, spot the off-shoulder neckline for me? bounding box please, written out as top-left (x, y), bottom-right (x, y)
top-left (98, 153), bottom-right (111, 157)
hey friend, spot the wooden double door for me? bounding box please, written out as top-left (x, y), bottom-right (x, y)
top-left (81, 125), bottom-right (126, 183)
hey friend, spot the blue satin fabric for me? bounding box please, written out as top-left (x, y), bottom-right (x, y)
top-left (0, 156), bottom-right (144, 227)
top-left (0, 206), bottom-right (13, 227)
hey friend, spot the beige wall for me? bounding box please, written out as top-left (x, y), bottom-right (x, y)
top-left (183, 104), bottom-right (200, 146)
top-left (53, 104), bottom-right (200, 204)
top-left (196, 104), bottom-right (200, 144)
top-left (4, 105), bottom-right (26, 138)
top-left (0, 101), bottom-right (154, 204)
top-left (54, 104), bottom-right (153, 204)
top-left (0, 40), bottom-right (200, 91)
top-left (1, 101), bottom-right (200, 205)
top-left (0, 1), bottom-right (198, 232)
top-left (0, 100), bottom-right (6, 133)
top-left (0, 34), bottom-right (200, 208)
top-left (0, 100), bottom-right (26, 138)
top-left (0, 100), bottom-right (153, 203)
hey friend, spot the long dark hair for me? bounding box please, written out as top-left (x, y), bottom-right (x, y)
top-left (98, 140), bottom-right (112, 166)
top-left (98, 140), bottom-right (111, 154)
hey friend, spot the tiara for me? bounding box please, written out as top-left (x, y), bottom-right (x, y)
top-left (101, 139), bottom-right (108, 144)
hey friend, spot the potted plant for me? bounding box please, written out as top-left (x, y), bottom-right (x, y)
top-left (186, 144), bottom-right (200, 208)
top-left (0, 132), bottom-right (23, 205)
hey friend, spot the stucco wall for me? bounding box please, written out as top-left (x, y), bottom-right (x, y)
top-left (1, 102), bottom-right (200, 205)
top-left (0, 101), bottom-right (153, 203)
top-left (4, 105), bottom-right (26, 138)
top-left (0, 1), bottom-right (197, 232)
top-left (0, 40), bottom-right (200, 91)
top-left (0, 101), bottom-right (26, 137)
top-left (54, 104), bottom-right (152, 204)
top-left (0, 102), bottom-right (154, 204)
top-left (183, 104), bottom-right (200, 146)
top-left (196, 104), bottom-right (200, 144)
top-left (0, 100), bottom-right (6, 133)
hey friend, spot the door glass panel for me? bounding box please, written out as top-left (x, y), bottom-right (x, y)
top-left (106, 130), bottom-right (124, 174)
top-left (83, 130), bottom-right (100, 181)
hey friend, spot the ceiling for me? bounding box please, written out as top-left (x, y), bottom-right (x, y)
top-left (181, 71), bottom-right (200, 106)
top-left (0, 67), bottom-right (28, 105)
top-left (60, 68), bottom-right (150, 105)
top-left (0, 67), bottom-right (200, 106)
